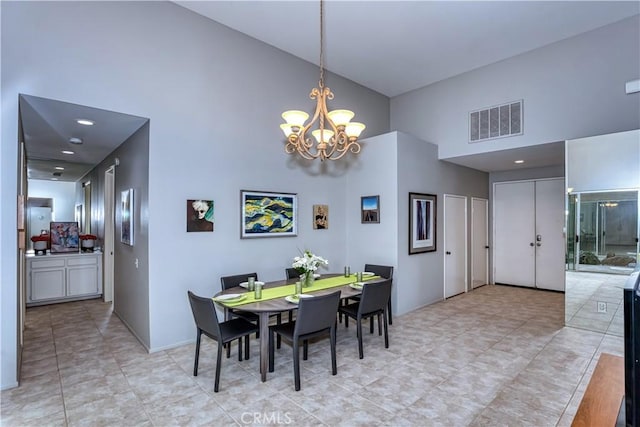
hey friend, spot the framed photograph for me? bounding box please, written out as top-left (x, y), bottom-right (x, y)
top-left (50, 221), bottom-right (79, 254)
top-left (241, 190), bottom-right (297, 238)
top-left (187, 199), bottom-right (214, 232)
top-left (313, 204), bottom-right (328, 230)
top-left (361, 195), bottom-right (380, 224)
top-left (121, 188), bottom-right (134, 246)
top-left (409, 193), bottom-right (436, 254)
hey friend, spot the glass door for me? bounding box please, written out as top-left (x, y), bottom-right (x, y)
top-left (575, 190), bottom-right (639, 273)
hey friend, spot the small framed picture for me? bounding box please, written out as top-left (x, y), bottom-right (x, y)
top-left (409, 192), bottom-right (436, 254)
top-left (241, 190), bottom-right (297, 238)
top-left (313, 204), bottom-right (328, 230)
top-left (361, 195), bottom-right (380, 224)
top-left (121, 189), bottom-right (134, 246)
top-left (187, 199), bottom-right (214, 232)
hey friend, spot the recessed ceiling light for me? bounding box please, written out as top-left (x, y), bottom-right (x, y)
top-left (76, 119), bottom-right (94, 126)
top-left (55, 166), bottom-right (65, 170)
top-left (61, 150), bottom-right (75, 155)
top-left (69, 137), bottom-right (83, 144)
top-left (51, 178), bottom-right (58, 181)
top-left (514, 160), bottom-right (525, 164)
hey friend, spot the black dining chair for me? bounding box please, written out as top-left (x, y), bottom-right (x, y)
top-left (341, 264), bottom-right (394, 328)
top-left (364, 264), bottom-right (394, 325)
top-left (285, 268), bottom-right (301, 280)
top-left (338, 279), bottom-right (392, 359)
top-left (187, 291), bottom-right (259, 392)
top-left (220, 273), bottom-right (283, 349)
top-left (268, 290), bottom-right (341, 391)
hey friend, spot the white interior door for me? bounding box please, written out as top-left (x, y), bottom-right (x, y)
top-left (444, 195), bottom-right (467, 298)
top-left (494, 181), bottom-right (536, 287)
top-left (471, 197), bottom-right (489, 289)
top-left (103, 167), bottom-right (115, 303)
top-left (534, 178), bottom-right (565, 291)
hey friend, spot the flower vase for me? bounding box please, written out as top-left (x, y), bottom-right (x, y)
top-left (302, 272), bottom-right (315, 288)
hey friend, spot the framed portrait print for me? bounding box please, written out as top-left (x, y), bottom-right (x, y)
top-left (187, 199), bottom-right (214, 232)
top-left (361, 195), bottom-right (380, 224)
top-left (313, 204), bottom-right (328, 230)
top-left (50, 221), bottom-right (80, 254)
top-left (121, 189), bottom-right (134, 245)
top-left (241, 190), bottom-right (297, 238)
top-left (409, 193), bottom-right (436, 254)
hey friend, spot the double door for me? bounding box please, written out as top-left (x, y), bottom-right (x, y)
top-left (494, 178), bottom-right (565, 291)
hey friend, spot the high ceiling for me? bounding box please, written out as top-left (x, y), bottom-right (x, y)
top-left (21, 2), bottom-right (639, 180)
top-left (176, 1), bottom-right (639, 97)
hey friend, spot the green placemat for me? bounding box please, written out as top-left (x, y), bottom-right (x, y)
top-left (214, 274), bottom-right (379, 307)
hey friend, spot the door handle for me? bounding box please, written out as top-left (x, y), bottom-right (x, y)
top-left (536, 243), bottom-right (541, 247)
top-left (446, 251), bottom-right (451, 255)
top-left (529, 243), bottom-right (534, 247)
top-left (485, 245), bottom-right (489, 249)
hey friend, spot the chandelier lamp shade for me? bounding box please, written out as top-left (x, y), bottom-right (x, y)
top-left (280, 0), bottom-right (365, 161)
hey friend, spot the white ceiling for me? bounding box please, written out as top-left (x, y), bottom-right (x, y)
top-left (176, 1), bottom-right (639, 97)
top-left (20, 95), bottom-right (148, 182)
top-left (21, 2), bottom-right (639, 181)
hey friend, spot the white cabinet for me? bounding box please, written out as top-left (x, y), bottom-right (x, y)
top-left (26, 252), bottom-right (102, 305)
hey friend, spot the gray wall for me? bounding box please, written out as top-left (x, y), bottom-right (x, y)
top-left (396, 132), bottom-right (489, 314)
top-left (113, 124), bottom-right (151, 347)
top-left (391, 15), bottom-right (640, 160)
top-left (1, 0), bottom-right (390, 385)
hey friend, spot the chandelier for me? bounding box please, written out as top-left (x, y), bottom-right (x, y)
top-left (280, 0), bottom-right (366, 161)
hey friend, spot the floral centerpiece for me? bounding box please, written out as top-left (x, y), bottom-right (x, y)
top-left (292, 250), bottom-right (328, 287)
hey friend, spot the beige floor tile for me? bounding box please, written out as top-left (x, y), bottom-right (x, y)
top-left (3, 282), bottom-right (629, 426)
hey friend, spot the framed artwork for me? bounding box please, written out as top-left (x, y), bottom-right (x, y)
top-left (187, 199), bottom-right (214, 232)
top-left (121, 189), bottom-right (134, 246)
top-left (409, 192), bottom-right (436, 254)
top-left (50, 221), bottom-right (79, 254)
top-left (313, 204), bottom-right (328, 230)
top-left (361, 195), bottom-right (380, 224)
top-left (241, 190), bottom-right (297, 238)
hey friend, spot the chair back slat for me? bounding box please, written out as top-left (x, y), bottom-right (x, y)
top-left (364, 264), bottom-right (394, 279)
top-left (220, 273), bottom-right (258, 290)
top-left (295, 291), bottom-right (341, 337)
top-left (285, 268), bottom-right (301, 280)
top-left (359, 279), bottom-right (392, 316)
top-left (187, 291), bottom-right (222, 339)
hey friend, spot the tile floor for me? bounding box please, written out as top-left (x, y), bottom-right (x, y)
top-left (565, 271), bottom-right (627, 336)
top-left (1, 284), bottom-right (624, 426)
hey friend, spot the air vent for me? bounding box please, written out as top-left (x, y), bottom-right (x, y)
top-left (469, 100), bottom-right (522, 143)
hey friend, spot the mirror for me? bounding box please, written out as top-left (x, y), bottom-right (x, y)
top-left (565, 130), bottom-right (640, 336)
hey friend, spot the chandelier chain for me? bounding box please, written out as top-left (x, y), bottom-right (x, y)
top-left (319, 0), bottom-right (324, 89)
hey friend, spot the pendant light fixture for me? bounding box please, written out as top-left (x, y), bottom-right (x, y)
top-left (280, 0), bottom-right (365, 161)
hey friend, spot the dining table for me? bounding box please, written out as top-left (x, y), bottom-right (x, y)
top-left (212, 273), bottom-right (378, 382)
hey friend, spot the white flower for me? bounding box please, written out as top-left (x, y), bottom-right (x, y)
top-left (292, 249), bottom-right (328, 274)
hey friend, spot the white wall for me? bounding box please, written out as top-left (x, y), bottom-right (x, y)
top-left (345, 133), bottom-right (399, 305)
top-left (567, 129), bottom-right (640, 192)
top-left (391, 15), bottom-right (640, 160)
top-left (1, 0), bottom-right (390, 385)
top-left (27, 179), bottom-right (76, 222)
